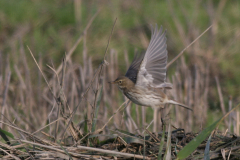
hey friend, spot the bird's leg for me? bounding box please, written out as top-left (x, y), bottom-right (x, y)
top-left (161, 118), bottom-right (165, 130)
top-left (153, 107), bottom-right (158, 135)
top-left (160, 108), bottom-right (165, 130)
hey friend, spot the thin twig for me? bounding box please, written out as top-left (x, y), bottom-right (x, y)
top-left (27, 46), bottom-right (56, 100)
top-left (46, 64), bottom-right (60, 87)
top-left (32, 118), bottom-right (63, 135)
top-left (167, 25), bottom-right (212, 68)
top-left (141, 120), bottom-right (154, 135)
top-left (103, 18), bottom-right (117, 60)
top-left (98, 100), bottom-right (129, 133)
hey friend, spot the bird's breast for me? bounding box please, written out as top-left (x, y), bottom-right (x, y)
top-left (123, 87), bottom-right (166, 107)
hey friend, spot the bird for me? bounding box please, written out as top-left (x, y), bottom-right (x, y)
top-left (109, 24), bottom-right (192, 132)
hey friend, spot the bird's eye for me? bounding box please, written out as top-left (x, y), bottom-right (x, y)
top-left (118, 80), bottom-right (122, 84)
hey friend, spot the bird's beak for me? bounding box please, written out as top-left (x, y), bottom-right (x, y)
top-left (108, 81), bottom-right (117, 84)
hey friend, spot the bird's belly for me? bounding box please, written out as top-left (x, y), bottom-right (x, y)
top-left (125, 91), bottom-right (164, 107)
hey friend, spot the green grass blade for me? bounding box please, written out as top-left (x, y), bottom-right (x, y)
top-left (177, 103), bottom-right (240, 160)
top-left (0, 128), bottom-right (14, 139)
top-left (0, 128), bottom-right (14, 144)
top-left (177, 119), bottom-right (220, 159)
top-left (204, 135), bottom-right (211, 160)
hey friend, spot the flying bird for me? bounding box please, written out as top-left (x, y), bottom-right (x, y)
top-left (110, 24), bottom-right (192, 132)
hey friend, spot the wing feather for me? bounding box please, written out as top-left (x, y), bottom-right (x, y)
top-left (125, 52), bottom-right (145, 84)
top-left (136, 24), bottom-right (172, 89)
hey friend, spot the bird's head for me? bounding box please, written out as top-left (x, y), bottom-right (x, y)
top-left (109, 76), bottom-right (134, 90)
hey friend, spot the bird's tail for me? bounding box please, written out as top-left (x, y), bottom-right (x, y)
top-left (168, 99), bottom-right (192, 111)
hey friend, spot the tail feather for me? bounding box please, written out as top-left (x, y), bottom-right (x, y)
top-left (168, 100), bottom-right (192, 111)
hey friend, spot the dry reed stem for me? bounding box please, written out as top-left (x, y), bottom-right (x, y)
top-left (0, 141), bottom-right (25, 155)
top-left (32, 118), bottom-right (63, 135)
top-left (0, 147), bottom-right (20, 160)
top-left (20, 140), bottom-right (95, 159)
top-left (143, 120), bottom-right (154, 134)
top-left (70, 144), bottom-right (150, 159)
top-left (21, 139), bottom-right (152, 159)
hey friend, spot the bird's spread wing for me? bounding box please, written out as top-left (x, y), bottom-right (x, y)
top-left (125, 52), bottom-right (145, 84)
top-left (136, 24), bottom-right (172, 89)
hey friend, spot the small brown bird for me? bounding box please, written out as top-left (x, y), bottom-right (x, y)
top-left (110, 25), bottom-right (192, 132)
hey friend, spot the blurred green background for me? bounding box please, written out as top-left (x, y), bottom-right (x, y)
top-left (0, 0), bottom-right (240, 128)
